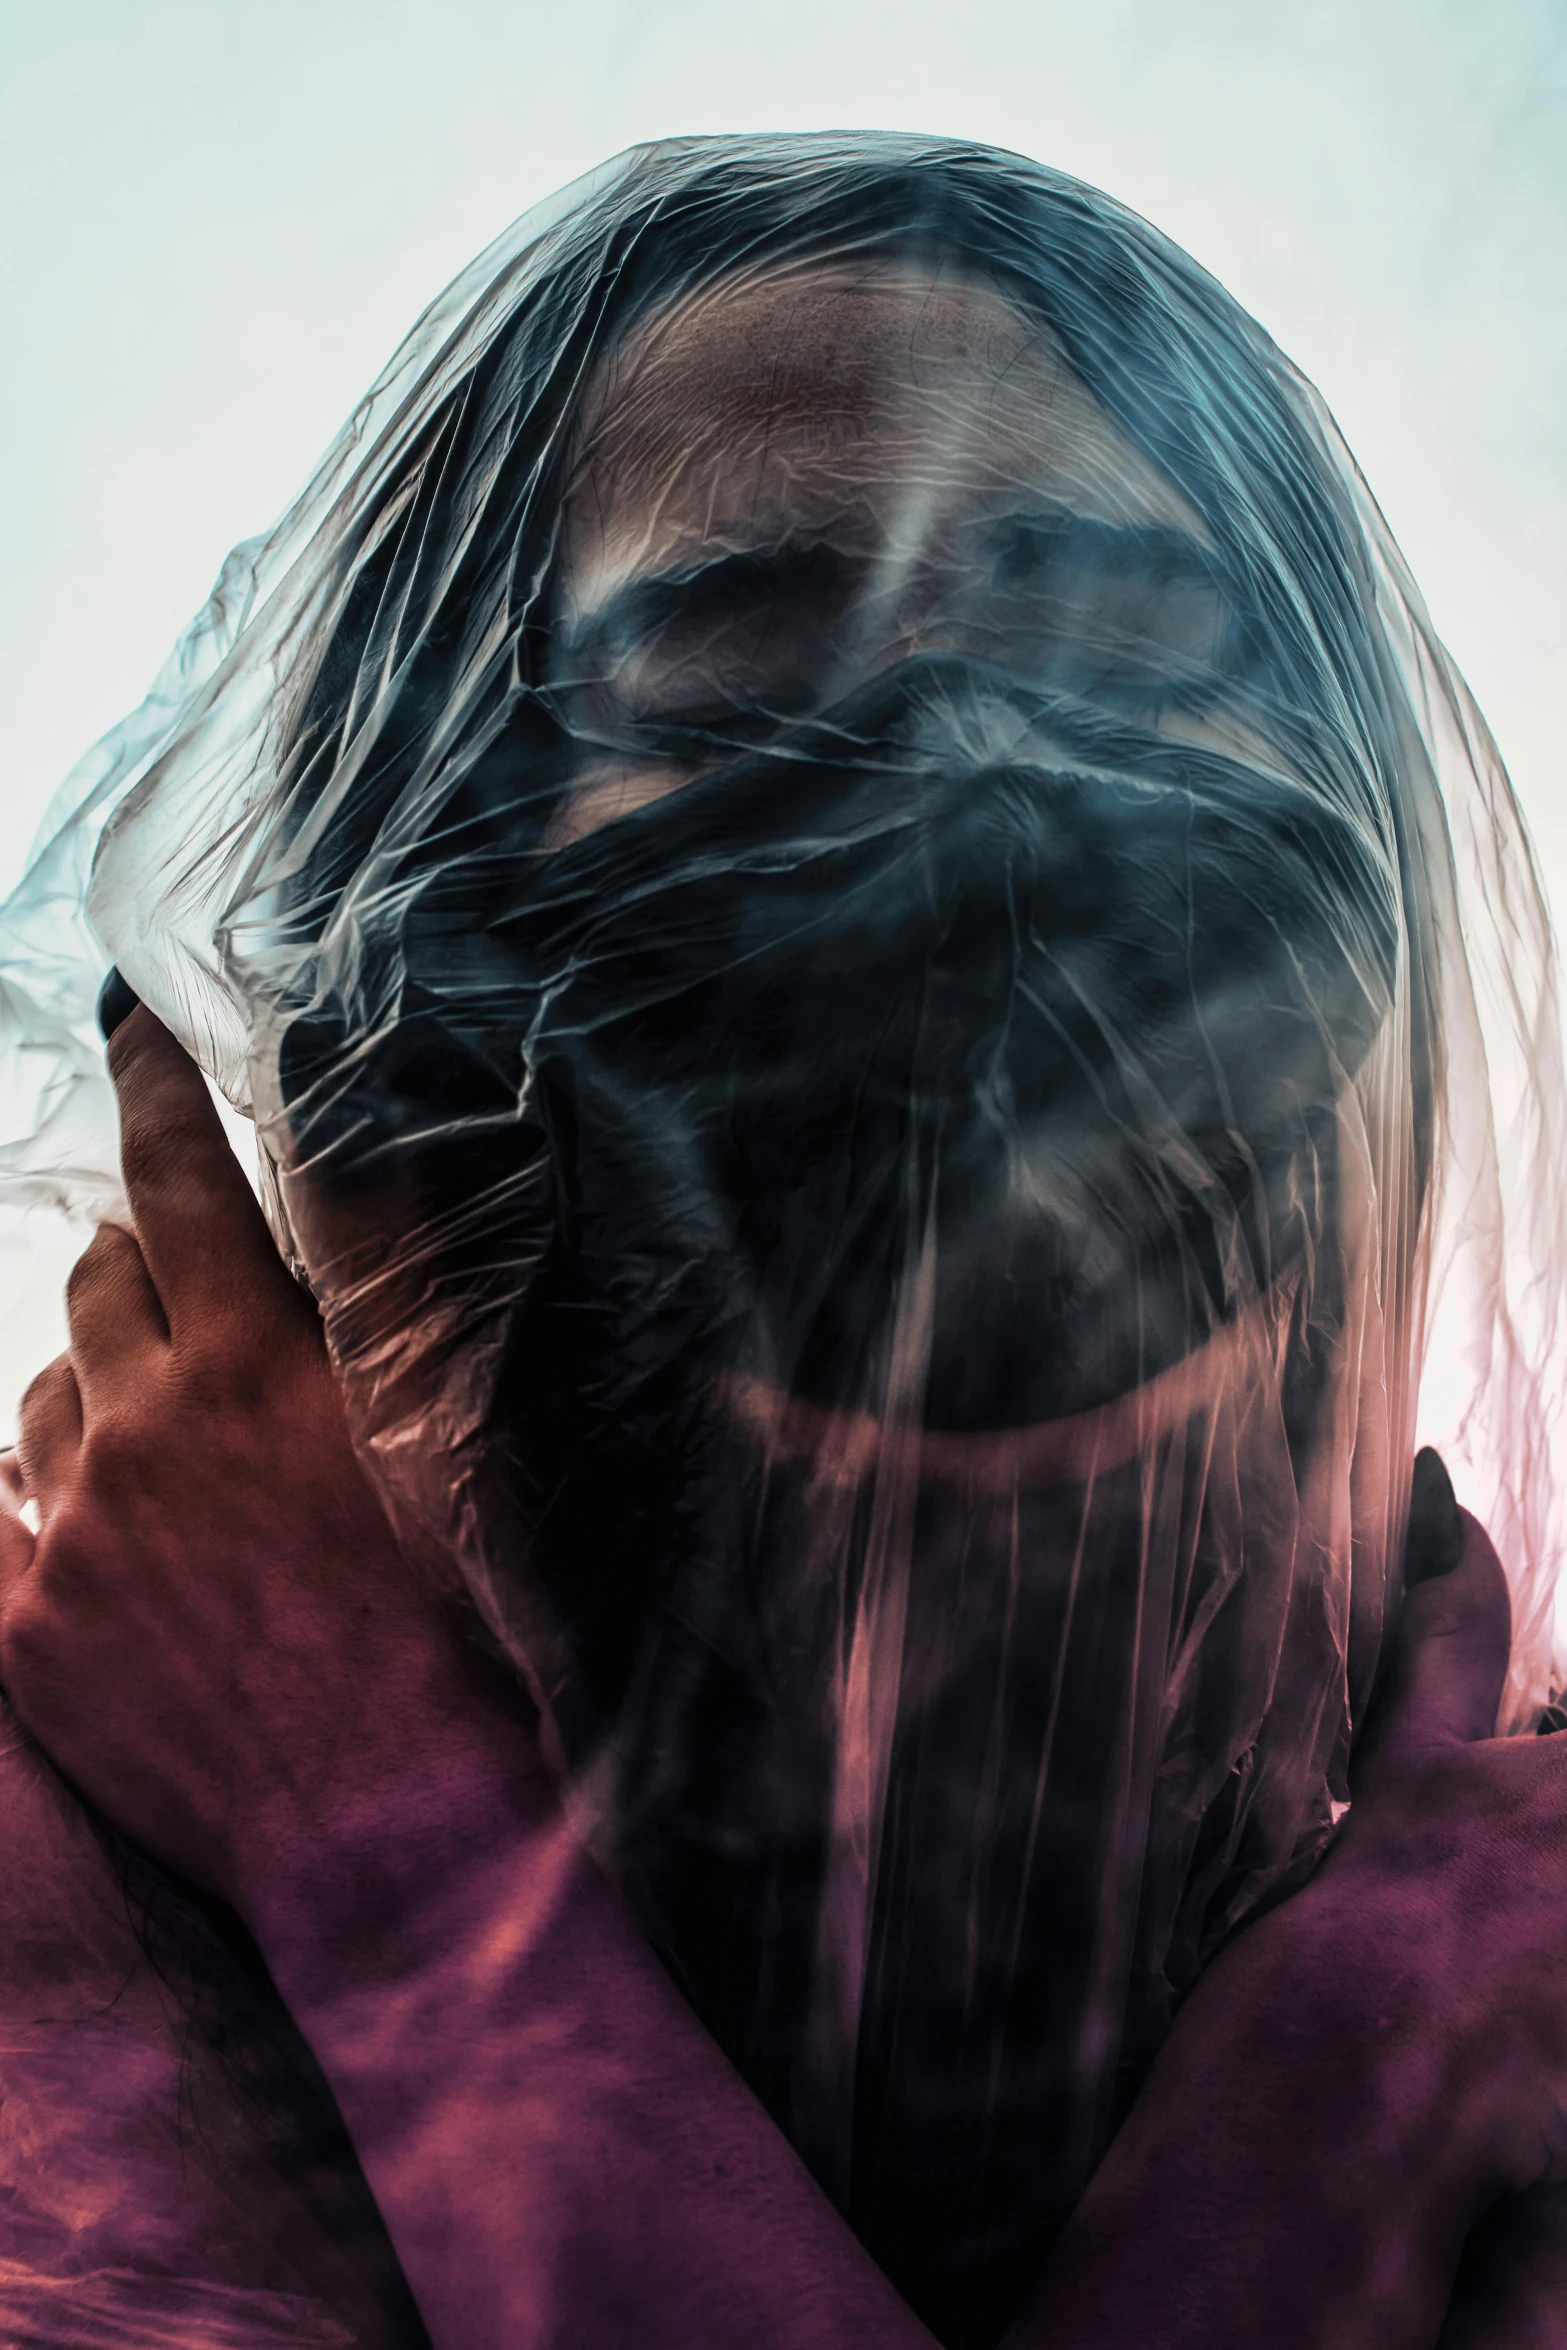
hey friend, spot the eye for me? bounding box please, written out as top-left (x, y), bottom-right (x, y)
top-left (552, 541), bottom-right (862, 751)
top-left (964, 515), bottom-right (1235, 715)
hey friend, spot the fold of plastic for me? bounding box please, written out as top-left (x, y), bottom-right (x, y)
top-left (2, 135), bottom-right (1563, 2344)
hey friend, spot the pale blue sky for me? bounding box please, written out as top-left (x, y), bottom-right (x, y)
top-left (0, 0), bottom-right (1563, 1424)
top-left (2, 0), bottom-right (1561, 893)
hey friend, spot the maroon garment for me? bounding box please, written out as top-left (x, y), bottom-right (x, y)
top-left (0, 1697), bottom-right (424, 2348)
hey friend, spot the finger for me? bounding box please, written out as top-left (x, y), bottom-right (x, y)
top-left (65, 1221), bottom-right (167, 1414)
top-left (0, 1482), bottom-right (35, 1618)
top-left (96, 965), bottom-right (139, 1040)
top-left (108, 1004), bottom-right (293, 1336)
top-left (1404, 1444), bottom-right (1468, 1586)
top-left (0, 1450), bottom-right (22, 1503)
top-left (15, 1356), bottom-right (83, 1518)
top-left (1355, 1499), bottom-right (1512, 1793)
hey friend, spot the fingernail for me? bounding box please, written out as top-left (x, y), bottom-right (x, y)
top-left (1405, 1446), bottom-right (1465, 1584)
top-left (96, 967), bottom-right (140, 1041)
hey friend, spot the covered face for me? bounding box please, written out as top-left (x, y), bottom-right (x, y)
top-left (472, 249), bottom-right (1399, 2340)
top-left (1, 135), bottom-right (1562, 2348)
top-left (542, 260), bottom-right (1391, 1424)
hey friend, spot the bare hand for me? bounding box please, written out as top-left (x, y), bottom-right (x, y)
top-left (1019, 1501), bottom-right (1567, 2350)
top-left (1313, 1505), bottom-right (1567, 2201)
top-left (13, 1008), bottom-right (1567, 2347)
top-left (0, 1009), bottom-right (938, 2350)
top-left (0, 1005), bottom-right (545, 1932)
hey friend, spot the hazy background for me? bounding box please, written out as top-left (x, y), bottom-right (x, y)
top-left (1, 0), bottom-right (1563, 1427)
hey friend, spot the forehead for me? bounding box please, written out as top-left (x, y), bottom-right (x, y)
top-left (561, 262), bottom-right (1206, 616)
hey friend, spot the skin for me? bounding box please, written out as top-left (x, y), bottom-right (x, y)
top-left (547, 260), bottom-right (1259, 848)
top-left (3, 269), bottom-right (1566, 2343)
top-left (0, 1688), bottom-right (421, 2345)
top-left (3, 1013), bottom-right (1567, 2350)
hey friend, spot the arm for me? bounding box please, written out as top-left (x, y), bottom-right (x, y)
top-left (261, 1815), bottom-right (933, 2349)
top-left (1015, 1877), bottom-right (1483, 2349)
top-left (263, 1730), bottom-right (1508, 2350)
top-left (254, 1537), bottom-right (1512, 2350)
top-left (0, 1011), bottom-right (938, 2350)
top-left (0, 1010), bottom-right (1556, 2349)
top-left (0, 1676), bottom-right (424, 2346)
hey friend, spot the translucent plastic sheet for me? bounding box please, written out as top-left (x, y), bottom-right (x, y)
top-left (1, 134), bottom-right (1564, 2343)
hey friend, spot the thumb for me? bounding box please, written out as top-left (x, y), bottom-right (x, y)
top-left (1354, 1449), bottom-right (1512, 1794)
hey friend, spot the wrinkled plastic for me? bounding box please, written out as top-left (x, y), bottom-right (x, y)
top-left (1, 135), bottom-right (1564, 2344)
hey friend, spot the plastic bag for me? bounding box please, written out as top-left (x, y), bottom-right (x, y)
top-left (2, 134), bottom-right (1563, 2343)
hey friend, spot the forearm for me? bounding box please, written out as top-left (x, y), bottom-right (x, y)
top-left (255, 1791), bottom-right (1486, 2350)
top-left (230, 1631), bottom-right (1494, 2350)
top-left (1017, 1885), bottom-right (1486, 2350)
top-left (252, 1799), bottom-right (938, 2350)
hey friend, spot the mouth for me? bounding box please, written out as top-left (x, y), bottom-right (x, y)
top-left (523, 664), bottom-right (1387, 1458)
top-left (719, 1267), bottom-right (1301, 1494)
top-left (713, 986), bottom-right (1343, 1437)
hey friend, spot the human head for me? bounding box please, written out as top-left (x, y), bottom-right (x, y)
top-left (243, 151), bottom-right (1419, 2335)
top-left (33, 134), bottom-right (1560, 2343)
top-left (268, 139), bottom-right (1416, 1467)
